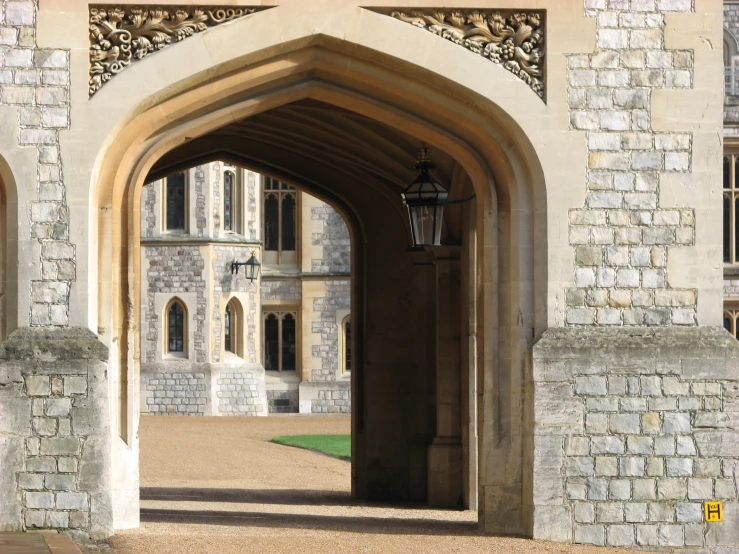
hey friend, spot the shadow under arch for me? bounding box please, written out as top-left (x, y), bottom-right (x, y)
top-left (0, 154), bottom-right (19, 341)
top-left (92, 32), bottom-right (548, 536)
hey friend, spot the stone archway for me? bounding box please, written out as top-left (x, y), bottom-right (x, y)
top-left (92, 40), bottom-right (549, 538)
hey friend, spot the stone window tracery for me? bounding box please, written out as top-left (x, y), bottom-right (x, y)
top-left (224, 170), bottom-right (238, 232)
top-left (263, 310), bottom-right (297, 372)
top-left (263, 177), bottom-right (297, 265)
top-left (724, 304), bottom-right (739, 339)
top-left (165, 299), bottom-right (187, 356)
top-left (724, 153), bottom-right (739, 264)
top-left (165, 172), bottom-right (187, 232)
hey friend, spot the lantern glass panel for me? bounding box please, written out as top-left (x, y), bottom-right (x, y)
top-left (409, 204), bottom-right (444, 246)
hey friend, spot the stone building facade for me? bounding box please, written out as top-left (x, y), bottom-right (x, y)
top-left (138, 162), bottom-right (351, 416)
top-left (0, 0), bottom-right (736, 550)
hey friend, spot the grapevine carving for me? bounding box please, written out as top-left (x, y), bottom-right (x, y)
top-left (89, 6), bottom-right (269, 96)
top-left (385, 10), bottom-right (545, 98)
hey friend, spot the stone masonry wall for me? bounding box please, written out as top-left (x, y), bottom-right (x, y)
top-left (566, 0), bottom-right (697, 326)
top-left (0, 329), bottom-right (111, 538)
top-left (726, 2), bottom-right (739, 49)
top-left (0, 0), bottom-right (75, 327)
top-left (143, 246), bottom-right (206, 363)
top-left (212, 246), bottom-right (258, 364)
top-left (311, 279), bottom-right (350, 382)
top-left (311, 203), bottom-right (351, 273)
top-left (532, 328), bottom-right (739, 550)
top-left (267, 389), bottom-right (298, 413)
top-left (217, 369), bottom-right (265, 415)
top-left (312, 387), bottom-right (351, 413)
top-left (261, 278), bottom-right (300, 302)
top-left (142, 368), bottom-right (207, 415)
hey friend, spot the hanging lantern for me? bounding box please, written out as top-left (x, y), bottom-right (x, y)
top-left (401, 144), bottom-right (448, 247)
top-left (230, 251), bottom-right (261, 281)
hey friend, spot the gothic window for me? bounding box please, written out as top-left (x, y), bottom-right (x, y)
top-left (224, 297), bottom-right (244, 358)
top-left (224, 171), bottom-right (234, 231)
top-left (263, 310), bottom-right (297, 372)
top-left (165, 172), bottom-right (186, 231)
top-left (263, 176), bottom-right (296, 264)
top-left (343, 316), bottom-right (351, 372)
top-left (166, 299), bottom-right (187, 355)
top-left (724, 304), bottom-right (739, 340)
top-left (724, 154), bottom-right (739, 264)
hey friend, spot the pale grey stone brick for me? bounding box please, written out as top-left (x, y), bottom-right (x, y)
top-left (36, 86), bottom-right (67, 105)
top-left (0, 27), bottom-right (18, 45)
top-left (654, 436), bottom-right (676, 456)
top-left (622, 132), bottom-right (652, 150)
top-left (575, 502), bottom-right (596, 523)
top-left (4, 48), bottom-right (33, 67)
top-left (14, 69), bottom-right (39, 84)
top-left (597, 268), bottom-right (617, 287)
top-left (655, 134), bottom-right (690, 151)
top-left (616, 269), bottom-right (639, 288)
top-left (592, 436), bottom-right (625, 454)
top-left (39, 438), bottom-right (79, 456)
top-left (631, 210), bottom-right (651, 226)
top-left (57, 457), bottom-right (77, 473)
top-left (665, 152), bottom-right (689, 171)
top-left (649, 502), bottom-right (674, 522)
top-left (591, 50), bottom-right (619, 68)
top-left (614, 227), bottom-right (641, 244)
top-left (637, 524), bottom-right (659, 546)
top-left (658, 524), bottom-right (684, 547)
top-left (642, 269), bottom-right (665, 289)
top-left (607, 524), bottom-right (634, 547)
top-left (620, 456), bottom-right (646, 477)
top-left (26, 491), bottom-right (54, 509)
top-left (646, 51), bottom-right (672, 68)
top-left (597, 502), bottom-right (624, 522)
top-left (605, 247), bottom-right (629, 266)
top-left (597, 11), bottom-right (618, 27)
top-left (609, 479), bottom-right (631, 500)
top-left (627, 436), bottom-right (652, 455)
top-left (631, 70), bottom-right (663, 87)
top-left (610, 290), bottom-right (632, 309)
top-left (665, 70), bottom-right (691, 88)
top-left (568, 480), bottom-right (588, 500)
top-left (571, 111), bottom-right (600, 130)
top-left (18, 472), bottom-right (44, 490)
top-left (665, 410), bottom-right (695, 435)
top-left (570, 209), bottom-right (607, 225)
top-left (42, 69), bottom-right (68, 86)
top-left (654, 290), bottom-right (694, 307)
top-left (588, 131), bottom-right (619, 149)
top-left (569, 55), bottom-right (590, 69)
top-left (650, 397), bottom-right (677, 411)
top-left (675, 503), bottom-right (702, 523)
top-left (576, 376), bottom-right (607, 396)
top-left (684, 524), bottom-right (704, 547)
top-left (567, 457), bottom-right (595, 477)
top-left (588, 397), bottom-right (619, 412)
top-left (619, 13), bottom-right (646, 28)
top-left (568, 308), bottom-right (596, 325)
top-left (613, 173), bottom-right (635, 191)
top-left (575, 524), bottom-right (605, 546)
top-left (687, 478), bottom-right (712, 500)
top-left (600, 111), bottom-right (631, 131)
top-left (32, 417), bottom-right (55, 436)
top-left (632, 152), bottom-right (662, 170)
top-left (566, 437), bottom-right (591, 456)
top-left (642, 412), bottom-right (662, 434)
top-left (64, 376), bottom-right (87, 395)
top-left (5, 2), bottom-right (35, 26)
top-left (715, 478), bottom-right (736, 499)
top-left (624, 192), bottom-right (657, 210)
top-left (646, 458), bottom-right (664, 477)
top-left (597, 29), bottom-right (628, 49)
top-left (1, 85), bottom-right (33, 103)
top-left (620, 51), bottom-right (646, 69)
top-left (676, 437), bottom-right (697, 456)
top-left (597, 308), bottom-right (621, 325)
top-left (34, 50), bottom-right (67, 69)
top-left (621, 397), bottom-right (647, 412)
top-left (25, 510), bottom-right (45, 528)
top-left (590, 153), bottom-right (630, 171)
top-left (640, 376), bottom-right (661, 396)
top-left (26, 457), bottom-right (56, 472)
top-left (25, 376), bottom-right (50, 396)
top-left (56, 492), bottom-right (88, 510)
top-left (596, 456), bottom-right (619, 476)
top-left (576, 246), bottom-right (602, 266)
top-left (634, 479), bottom-right (657, 501)
top-left (19, 128), bottom-right (56, 145)
top-left (635, 172), bottom-right (659, 191)
top-left (645, 308), bottom-right (670, 325)
top-left (587, 289), bottom-right (609, 307)
top-left (625, 503), bottom-right (648, 523)
top-left (630, 29), bottom-right (662, 49)
top-left (666, 458), bottom-right (693, 477)
top-left (658, 479), bottom-right (686, 501)
top-left (611, 414), bottom-right (640, 434)
top-left (42, 106), bottom-right (68, 128)
top-left (587, 478), bottom-right (609, 500)
top-left (44, 473), bottom-right (75, 490)
top-left (47, 510), bottom-right (69, 528)
top-left (569, 69), bottom-right (597, 87)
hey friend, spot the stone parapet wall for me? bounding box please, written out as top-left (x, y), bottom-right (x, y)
top-left (0, 328), bottom-right (110, 538)
top-left (566, 0), bottom-right (697, 326)
top-left (532, 327), bottom-right (739, 550)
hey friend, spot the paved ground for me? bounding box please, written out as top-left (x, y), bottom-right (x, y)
top-left (107, 415), bottom-right (644, 554)
top-left (0, 531), bottom-right (82, 553)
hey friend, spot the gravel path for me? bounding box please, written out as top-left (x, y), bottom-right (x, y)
top-left (110, 415), bottom-right (643, 554)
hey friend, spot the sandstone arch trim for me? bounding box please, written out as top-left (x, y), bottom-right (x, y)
top-left (88, 5), bottom-right (273, 96)
top-left (368, 8), bottom-right (545, 99)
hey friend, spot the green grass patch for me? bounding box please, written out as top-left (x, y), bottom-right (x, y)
top-left (270, 434), bottom-right (351, 460)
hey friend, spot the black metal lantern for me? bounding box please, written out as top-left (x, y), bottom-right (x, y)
top-left (230, 251), bottom-right (261, 281)
top-left (401, 144), bottom-right (448, 247)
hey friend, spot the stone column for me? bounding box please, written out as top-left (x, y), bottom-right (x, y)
top-left (427, 246), bottom-right (463, 508)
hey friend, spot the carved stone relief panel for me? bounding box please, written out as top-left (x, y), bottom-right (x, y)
top-left (89, 6), bottom-right (272, 96)
top-left (368, 9), bottom-right (545, 99)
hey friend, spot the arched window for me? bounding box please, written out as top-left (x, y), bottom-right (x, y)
top-left (224, 297), bottom-right (244, 358)
top-left (725, 304), bottom-right (739, 340)
top-left (165, 172), bottom-right (186, 231)
top-left (224, 171), bottom-right (235, 232)
top-left (724, 153), bottom-right (739, 264)
top-left (343, 316), bottom-right (351, 372)
top-left (263, 310), bottom-right (297, 372)
top-left (166, 299), bottom-right (187, 355)
top-left (263, 176), bottom-right (296, 264)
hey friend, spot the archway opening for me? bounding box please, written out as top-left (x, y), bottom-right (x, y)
top-left (94, 39), bottom-right (546, 538)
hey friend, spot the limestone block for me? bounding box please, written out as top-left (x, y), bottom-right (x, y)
top-left (56, 492), bottom-right (88, 510)
top-left (575, 524), bottom-right (605, 545)
top-left (26, 492), bottom-right (54, 509)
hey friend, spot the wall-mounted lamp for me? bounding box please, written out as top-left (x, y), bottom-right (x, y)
top-left (401, 144), bottom-right (476, 248)
top-left (230, 251), bottom-right (261, 281)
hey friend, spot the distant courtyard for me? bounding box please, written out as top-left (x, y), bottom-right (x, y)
top-left (104, 416), bottom-right (646, 554)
